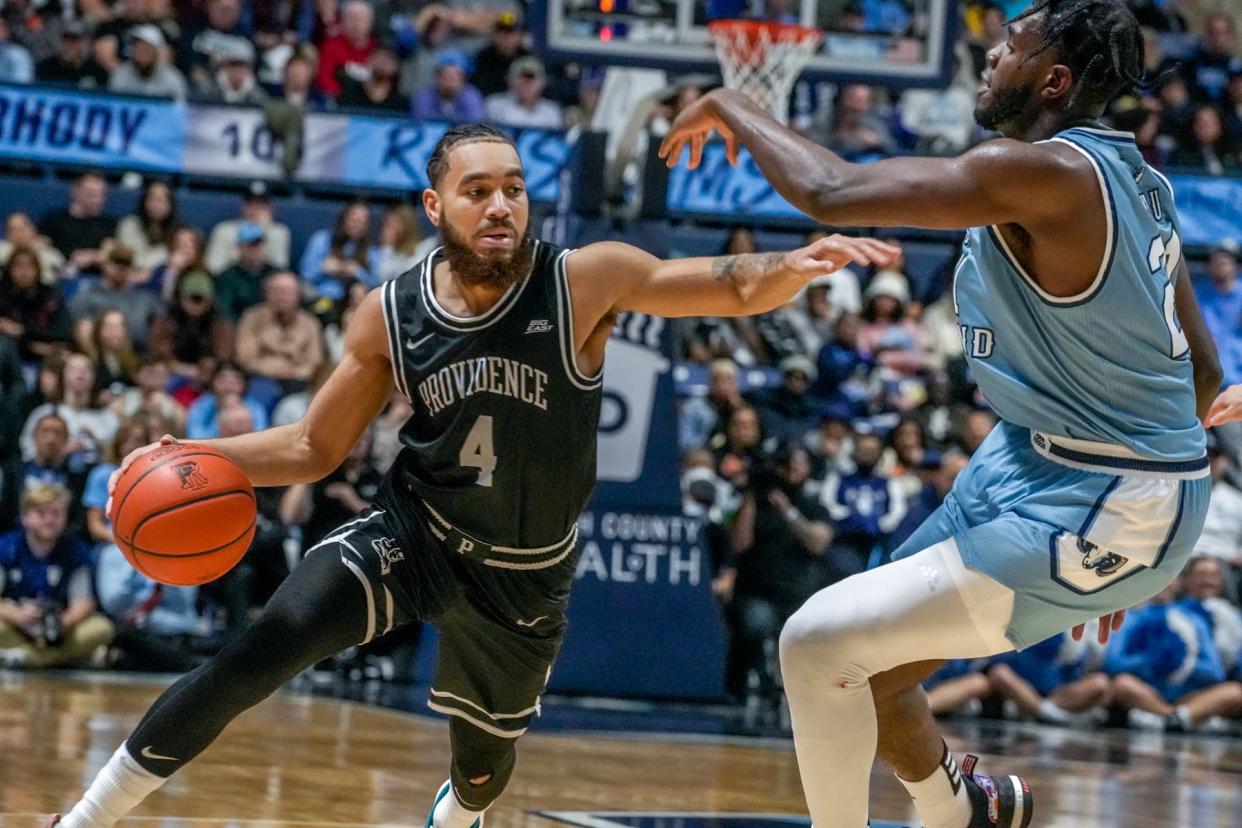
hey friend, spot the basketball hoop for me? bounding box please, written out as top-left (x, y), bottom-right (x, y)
top-left (708, 19), bottom-right (822, 125)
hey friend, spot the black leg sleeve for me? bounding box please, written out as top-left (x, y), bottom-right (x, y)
top-left (127, 544), bottom-right (370, 776)
top-left (447, 717), bottom-right (519, 811)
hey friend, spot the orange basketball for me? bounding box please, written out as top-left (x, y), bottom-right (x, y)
top-left (110, 443), bottom-right (257, 587)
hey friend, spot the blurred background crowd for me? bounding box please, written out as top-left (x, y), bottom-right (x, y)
top-left (1, 0), bottom-right (1242, 737)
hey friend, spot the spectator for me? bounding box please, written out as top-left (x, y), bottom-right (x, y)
top-left (1193, 243), bottom-right (1242, 363)
top-left (337, 45), bottom-right (407, 112)
top-left (116, 179), bottom-right (177, 282)
top-left (726, 443), bottom-right (832, 700)
top-left (802, 231), bottom-right (862, 323)
top-left (81, 414), bottom-right (158, 547)
top-left (110, 359), bottom-right (186, 436)
top-left (206, 37), bottom-right (268, 105)
top-left (888, 449), bottom-right (967, 552)
top-left (564, 68), bottom-right (605, 132)
top-left (2, 0), bottom-right (62, 63)
top-left (178, 0), bottom-right (253, 94)
top-left (0, 16), bottom-right (33, 83)
top-left (92, 0), bottom-right (166, 74)
top-left (96, 541), bottom-right (211, 673)
top-left (959, 408), bottom-right (995, 454)
top-left (35, 19), bottom-right (109, 88)
top-left (374, 205), bottom-right (433, 284)
top-left (0, 212), bottom-right (65, 280)
top-left (1170, 104), bottom-right (1241, 174)
top-left (263, 52), bottom-right (323, 176)
top-left (857, 269), bottom-right (931, 376)
top-left (69, 244), bottom-right (161, 346)
top-left (752, 355), bottom-right (821, 446)
top-left (911, 370), bottom-right (970, 451)
top-left (924, 659), bottom-right (994, 717)
top-left (184, 361), bottom-right (269, 440)
top-left (818, 429), bottom-right (907, 578)
top-left (147, 270), bottom-right (234, 376)
top-left (38, 171), bottom-right (116, 271)
top-left (827, 84), bottom-right (895, 157)
top-left (0, 247), bottom-right (72, 362)
top-left (712, 405), bottom-right (764, 488)
top-left (485, 56), bottom-right (563, 129)
top-left (280, 428), bottom-right (383, 547)
top-left (471, 10), bottom-right (530, 97)
top-left (205, 182), bottom-right (292, 273)
top-left (317, 0), bottom-right (377, 99)
top-left (814, 311), bottom-right (869, 401)
top-left (680, 358), bottom-right (746, 451)
top-left (1177, 557), bottom-right (1242, 675)
top-left (299, 200), bottom-right (376, 300)
top-left (20, 352), bottom-right (119, 468)
top-left (148, 226), bottom-right (208, 303)
top-left (0, 485), bottom-right (114, 669)
top-left (1195, 433), bottom-right (1242, 567)
top-left (215, 223), bottom-right (279, 321)
top-left (989, 630), bottom-right (1111, 725)
top-left (109, 25), bottom-right (189, 102)
top-left (251, 1), bottom-right (303, 87)
top-left (236, 271), bottom-right (325, 402)
top-left (411, 50), bottom-right (486, 124)
top-left (1182, 13), bottom-right (1242, 105)
top-left (88, 309), bottom-right (141, 399)
top-left (1157, 71), bottom-right (1196, 139)
top-left (17, 355), bottom-right (63, 424)
top-left (19, 413), bottom-right (88, 528)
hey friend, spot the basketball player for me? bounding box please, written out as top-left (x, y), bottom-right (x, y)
top-left (48, 124), bottom-right (897, 828)
top-left (661, 2), bottom-right (1219, 826)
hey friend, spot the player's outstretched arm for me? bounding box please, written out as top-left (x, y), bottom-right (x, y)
top-left (570, 234), bottom-right (898, 320)
top-left (109, 291), bottom-right (394, 496)
top-left (659, 89), bottom-right (1088, 231)
top-left (1205, 386), bottom-right (1242, 428)
top-left (1173, 259), bottom-right (1223, 422)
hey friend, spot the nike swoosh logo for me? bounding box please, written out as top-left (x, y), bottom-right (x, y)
top-left (140, 745), bottom-right (178, 762)
top-left (515, 616), bottom-right (547, 627)
top-left (405, 333), bottom-right (435, 351)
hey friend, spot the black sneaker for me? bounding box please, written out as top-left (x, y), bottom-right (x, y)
top-left (962, 754), bottom-right (1034, 827)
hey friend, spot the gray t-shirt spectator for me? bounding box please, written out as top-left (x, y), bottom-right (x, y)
top-left (69, 282), bottom-right (161, 345)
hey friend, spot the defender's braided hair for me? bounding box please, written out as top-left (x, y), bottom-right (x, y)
top-left (1012, 0), bottom-right (1145, 111)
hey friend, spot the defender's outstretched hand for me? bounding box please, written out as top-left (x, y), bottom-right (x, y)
top-left (788, 234), bottom-right (902, 277)
top-left (659, 91), bottom-right (741, 169)
top-left (1205, 384), bottom-right (1242, 428)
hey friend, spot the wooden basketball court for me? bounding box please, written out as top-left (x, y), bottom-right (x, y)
top-left (3, 674), bottom-right (1241, 827)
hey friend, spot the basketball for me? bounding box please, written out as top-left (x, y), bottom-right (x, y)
top-left (109, 443), bottom-right (257, 587)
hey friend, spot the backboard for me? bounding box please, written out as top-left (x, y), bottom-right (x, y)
top-left (532, 0), bottom-right (957, 88)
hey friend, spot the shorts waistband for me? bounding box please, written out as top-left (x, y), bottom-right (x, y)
top-left (1029, 430), bottom-right (1209, 480)
top-left (420, 499), bottom-right (578, 570)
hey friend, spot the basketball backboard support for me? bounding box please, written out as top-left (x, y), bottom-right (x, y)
top-left (531, 0), bottom-right (957, 89)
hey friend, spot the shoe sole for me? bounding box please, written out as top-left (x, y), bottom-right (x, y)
top-left (998, 774), bottom-right (1033, 828)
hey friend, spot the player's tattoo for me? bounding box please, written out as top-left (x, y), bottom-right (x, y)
top-left (712, 252), bottom-right (786, 300)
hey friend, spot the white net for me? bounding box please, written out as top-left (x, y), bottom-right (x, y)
top-left (709, 21), bottom-right (822, 125)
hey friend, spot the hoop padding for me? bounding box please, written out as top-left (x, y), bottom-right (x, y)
top-left (708, 19), bottom-right (822, 124)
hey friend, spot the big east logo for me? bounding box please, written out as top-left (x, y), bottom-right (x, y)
top-left (172, 461), bottom-right (209, 491)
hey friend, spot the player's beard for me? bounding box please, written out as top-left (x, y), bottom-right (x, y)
top-left (974, 82), bottom-right (1040, 135)
top-left (439, 215), bottom-right (535, 291)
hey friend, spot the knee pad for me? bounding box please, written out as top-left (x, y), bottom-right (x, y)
top-left (448, 719), bottom-right (518, 810)
top-left (778, 591), bottom-right (872, 690)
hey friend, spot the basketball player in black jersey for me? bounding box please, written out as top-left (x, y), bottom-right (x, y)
top-left (49, 124), bottom-right (897, 828)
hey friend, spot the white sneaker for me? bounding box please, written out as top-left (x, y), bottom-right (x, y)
top-left (0, 648), bottom-right (28, 669)
top-left (1127, 708), bottom-right (1168, 731)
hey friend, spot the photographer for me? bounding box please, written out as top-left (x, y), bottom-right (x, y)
top-left (727, 443), bottom-right (833, 701)
top-left (0, 484), bottom-right (113, 668)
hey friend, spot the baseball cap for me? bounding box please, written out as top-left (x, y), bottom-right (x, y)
top-left (780, 354), bottom-right (818, 384)
top-left (180, 272), bottom-right (215, 299)
top-left (509, 56), bottom-right (545, 82)
top-left (495, 10), bottom-right (522, 31)
top-left (215, 37), bottom-right (256, 65)
top-left (1211, 238), bottom-right (1239, 259)
top-left (244, 180), bottom-right (270, 201)
top-left (238, 221), bottom-right (265, 244)
top-left (62, 19), bottom-right (86, 38)
top-left (436, 50), bottom-right (471, 74)
top-left (129, 24), bottom-right (166, 49)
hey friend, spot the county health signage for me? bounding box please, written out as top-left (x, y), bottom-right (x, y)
top-left (668, 141), bottom-right (1242, 248)
top-left (0, 84), bottom-right (573, 202)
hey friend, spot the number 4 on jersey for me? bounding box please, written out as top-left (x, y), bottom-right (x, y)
top-left (460, 415), bottom-right (498, 487)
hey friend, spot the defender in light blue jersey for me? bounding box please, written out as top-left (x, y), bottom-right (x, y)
top-left (664, 1), bottom-right (1222, 826)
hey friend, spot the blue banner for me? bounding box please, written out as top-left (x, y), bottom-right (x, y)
top-left (0, 85), bottom-right (574, 202)
top-left (0, 85), bottom-right (183, 171)
top-left (668, 142), bottom-right (1242, 250)
top-left (549, 507), bottom-right (727, 700)
top-left (339, 116), bottom-right (571, 201)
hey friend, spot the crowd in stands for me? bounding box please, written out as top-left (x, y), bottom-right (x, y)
top-left (1, 0), bottom-right (1242, 736)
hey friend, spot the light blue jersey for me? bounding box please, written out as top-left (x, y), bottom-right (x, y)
top-left (894, 126), bottom-right (1210, 649)
top-left (953, 126), bottom-right (1204, 463)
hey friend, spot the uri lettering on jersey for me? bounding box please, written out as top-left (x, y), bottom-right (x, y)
top-left (417, 355), bottom-right (550, 416)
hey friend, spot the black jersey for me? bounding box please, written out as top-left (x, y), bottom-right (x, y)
top-left (380, 240), bottom-right (602, 550)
